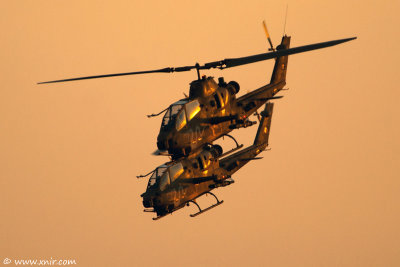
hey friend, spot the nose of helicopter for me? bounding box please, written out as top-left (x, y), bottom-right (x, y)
top-left (156, 139), bottom-right (169, 151)
top-left (157, 132), bottom-right (192, 158)
top-left (142, 194), bottom-right (154, 208)
top-left (157, 140), bottom-right (166, 150)
top-left (157, 131), bottom-right (170, 150)
top-left (157, 131), bottom-right (172, 150)
top-left (142, 194), bottom-right (171, 216)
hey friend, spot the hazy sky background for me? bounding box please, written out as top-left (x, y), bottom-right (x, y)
top-left (1, 0), bottom-right (399, 266)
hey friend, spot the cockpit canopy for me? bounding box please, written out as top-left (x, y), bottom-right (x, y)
top-left (161, 99), bottom-right (201, 131)
top-left (147, 162), bottom-right (185, 191)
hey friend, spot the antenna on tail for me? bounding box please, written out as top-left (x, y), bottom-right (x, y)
top-left (283, 4), bottom-right (289, 36)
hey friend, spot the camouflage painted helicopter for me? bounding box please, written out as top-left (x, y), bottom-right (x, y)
top-left (140, 102), bottom-right (274, 220)
top-left (38, 25), bottom-right (356, 159)
top-left (153, 35), bottom-right (356, 159)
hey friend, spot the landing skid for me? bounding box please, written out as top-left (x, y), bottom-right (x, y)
top-left (189, 192), bottom-right (224, 217)
top-left (145, 208), bottom-right (171, 221)
top-left (152, 213), bottom-right (171, 220)
top-left (219, 134), bottom-right (243, 159)
top-left (150, 204), bottom-right (186, 220)
top-left (148, 192), bottom-right (224, 220)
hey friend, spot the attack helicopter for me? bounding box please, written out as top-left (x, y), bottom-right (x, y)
top-left (37, 23), bottom-right (356, 219)
top-left (38, 25), bottom-right (356, 159)
top-left (153, 34), bottom-right (355, 159)
top-left (139, 102), bottom-right (274, 220)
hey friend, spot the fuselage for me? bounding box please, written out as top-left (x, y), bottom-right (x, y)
top-left (141, 145), bottom-right (230, 216)
top-left (156, 76), bottom-right (284, 158)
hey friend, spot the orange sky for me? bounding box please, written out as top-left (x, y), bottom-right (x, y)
top-left (1, 1), bottom-right (399, 266)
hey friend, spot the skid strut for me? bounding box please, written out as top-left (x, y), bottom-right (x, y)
top-left (189, 192), bottom-right (224, 217)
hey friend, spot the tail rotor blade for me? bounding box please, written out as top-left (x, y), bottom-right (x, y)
top-left (262, 20), bottom-right (275, 51)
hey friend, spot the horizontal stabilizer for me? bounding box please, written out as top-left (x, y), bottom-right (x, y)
top-left (239, 157), bottom-right (263, 161)
top-left (256, 96), bottom-right (284, 101)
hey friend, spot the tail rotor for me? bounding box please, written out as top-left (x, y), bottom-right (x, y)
top-left (262, 20), bottom-right (275, 52)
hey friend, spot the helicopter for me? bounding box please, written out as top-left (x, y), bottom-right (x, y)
top-left (153, 34), bottom-right (356, 159)
top-left (38, 24), bottom-right (356, 159)
top-left (139, 102), bottom-right (274, 220)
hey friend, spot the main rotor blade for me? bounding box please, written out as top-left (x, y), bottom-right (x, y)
top-left (38, 36), bottom-right (356, 84)
top-left (202, 37), bottom-right (356, 70)
top-left (37, 66), bottom-right (196, 84)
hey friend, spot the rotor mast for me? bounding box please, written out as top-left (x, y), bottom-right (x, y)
top-left (195, 63), bottom-right (201, 80)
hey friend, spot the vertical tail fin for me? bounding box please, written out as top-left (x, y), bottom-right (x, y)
top-left (270, 36), bottom-right (291, 84)
top-left (254, 102), bottom-right (274, 146)
top-left (220, 103), bottom-right (274, 176)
